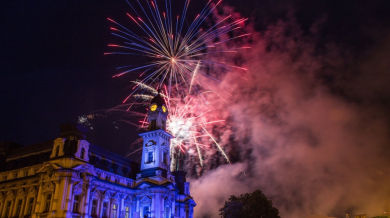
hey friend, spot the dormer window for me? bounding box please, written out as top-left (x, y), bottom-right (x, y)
top-left (163, 152), bottom-right (167, 164)
top-left (80, 148), bottom-right (85, 160)
top-left (55, 146), bottom-right (60, 157)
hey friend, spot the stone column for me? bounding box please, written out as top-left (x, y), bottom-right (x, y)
top-left (82, 184), bottom-right (91, 218)
top-left (0, 198), bottom-right (6, 218)
top-left (49, 180), bottom-right (61, 212)
top-left (171, 198), bottom-right (175, 218)
top-left (64, 178), bottom-right (74, 218)
top-left (120, 197), bottom-right (125, 218)
top-left (32, 182), bottom-right (44, 218)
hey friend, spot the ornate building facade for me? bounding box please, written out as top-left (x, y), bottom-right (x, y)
top-left (0, 94), bottom-right (196, 218)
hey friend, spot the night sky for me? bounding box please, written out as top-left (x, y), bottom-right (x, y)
top-left (1, 0), bottom-right (390, 217)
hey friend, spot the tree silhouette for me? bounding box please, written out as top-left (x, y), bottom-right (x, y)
top-left (219, 190), bottom-right (280, 218)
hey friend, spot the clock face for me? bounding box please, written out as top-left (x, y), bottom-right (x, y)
top-left (162, 105), bottom-right (167, 113)
top-left (150, 104), bottom-right (157, 111)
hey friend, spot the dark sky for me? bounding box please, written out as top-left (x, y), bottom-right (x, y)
top-left (1, 0), bottom-right (390, 154)
top-left (2, 1), bottom-right (390, 217)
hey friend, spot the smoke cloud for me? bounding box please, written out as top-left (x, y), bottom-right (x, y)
top-left (190, 5), bottom-right (390, 218)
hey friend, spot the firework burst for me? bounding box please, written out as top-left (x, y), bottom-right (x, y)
top-left (134, 84), bottom-right (229, 170)
top-left (105, 0), bottom-right (250, 102)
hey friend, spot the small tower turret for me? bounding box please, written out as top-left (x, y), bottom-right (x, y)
top-left (147, 90), bottom-right (168, 131)
top-left (139, 91), bottom-right (173, 178)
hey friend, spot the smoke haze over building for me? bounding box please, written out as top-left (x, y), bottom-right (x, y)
top-left (190, 3), bottom-right (390, 218)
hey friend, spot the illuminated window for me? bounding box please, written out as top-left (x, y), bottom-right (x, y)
top-left (44, 193), bottom-right (52, 212)
top-left (148, 152), bottom-right (153, 163)
top-left (112, 204), bottom-right (118, 218)
top-left (91, 199), bottom-right (98, 216)
top-left (24, 171), bottom-right (28, 177)
top-left (125, 206), bottom-right (130, 218)
top-left (15, 199), bottom-right (22, 216)
top-left (102, 202), bottom-right (108, 218)
top-left (26, 198), bottom-right (34, 215)
top-left (73, 195), bottom-right (80, 213)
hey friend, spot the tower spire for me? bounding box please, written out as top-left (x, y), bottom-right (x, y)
top-left (138, 92), bottom-right (173, 178)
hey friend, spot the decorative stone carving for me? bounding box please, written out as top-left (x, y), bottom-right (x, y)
top-left (42, 181), bottom-right (54, 192)
top-left (76, 140), bottom-right (90, 161)
top-left (17, 188), bottom-right (25, 197)
top-left (50, 138), bottom-right (65, 158)
top-left (156, 170), bottom-right (162, 177)
top-left (140, 196), bottom-right (151, 204)
top-left (6, 190), bottom-right (15, 199)
top-left (28, 186), bottom-right (37, 195)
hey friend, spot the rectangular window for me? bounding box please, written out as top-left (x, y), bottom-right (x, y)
top-left (44, 193), bottom-right (52, 212)
top-left (73, 195), bottom-right (80, 213)
top-left (24, 171), bottom-right (28, 177)
top-left (112, 204), bottom-right (118, 218)
top-left (125, 206), bottom-right (130, 218)
top-left (15, 199), bottom-right (23, 216)
top-left (165, 206), bottom-right (170, 218)
top-left (5, 201), bottom-right (11, 217)
top-left (163, 152), bottom-right (167, 164)
top-left (13, 173), bottom-right (17, 179)
top-left (26, 198), bottom-right (34, 215)
top-left (2, 175), bottom-right (6, 181)
top-left (91, 199), bottom-right (98, 216)
top-left (102, 202), bottom-right (108, 218)
top-left (143, 206), bottom-right (150, 217)
top-left (148, 151), bottom-right (153, 163)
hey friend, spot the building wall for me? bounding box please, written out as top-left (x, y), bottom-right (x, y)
top-left (0, 129), bottom-right (195, 218)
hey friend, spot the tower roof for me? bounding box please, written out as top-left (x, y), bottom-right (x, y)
top-left (151, 90), bottom-right (165, 106)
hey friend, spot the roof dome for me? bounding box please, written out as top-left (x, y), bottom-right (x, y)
top-left (151, 91), bottom-right (165, 106)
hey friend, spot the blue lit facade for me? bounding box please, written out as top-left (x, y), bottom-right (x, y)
top-left (0, 95), bottom-right (196, 218)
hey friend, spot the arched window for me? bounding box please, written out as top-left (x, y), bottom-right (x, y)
top-left (55, 146), bottom-right (60, 157)
top-left (151, 120), bottom-right (156, 129)
top-left (80, 148), bottom-right (85, 160)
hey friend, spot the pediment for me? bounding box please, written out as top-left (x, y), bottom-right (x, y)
top-left (17, 188), bottom-right (25, 197)
top-left (138, 183), bottom-right (151, 190)
top-left (72, 164), bottom-right (97, 177)
top-left (35, 163), bottom-right (61, 174)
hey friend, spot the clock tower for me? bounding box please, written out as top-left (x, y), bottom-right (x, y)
top-left (139, 91), bottom-right (173, 178)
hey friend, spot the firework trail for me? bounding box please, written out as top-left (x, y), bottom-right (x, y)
top-left (134, 84), bottom-right (229, 171)
top-left (105, 0), bottom-right (250, 103)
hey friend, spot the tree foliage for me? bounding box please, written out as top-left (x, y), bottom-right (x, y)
top-left (219, 190), bottom-right (280, 218)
